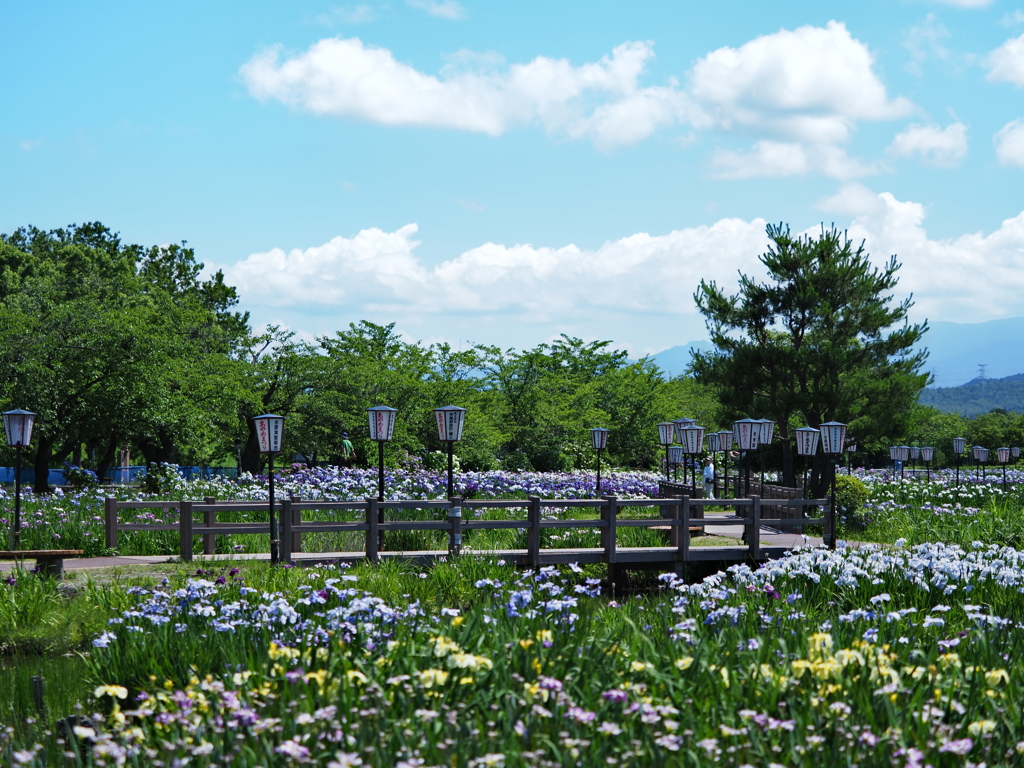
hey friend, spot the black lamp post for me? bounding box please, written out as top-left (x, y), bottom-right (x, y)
top-left (668, 445), bottom-right (684, 484)
top-left (998, 447), bottom-right (1010, 491)
top-left (910, 446), bottom-right (921, 477)
top-left (434, 406), bottom-right (466, 498)
top-left (820, 421), bottom-right (846, 551)
top-left (657, 422), bottom-right (675, 481)
top-left (367, 406), bottom-right (397, 502)
top-left (973, 445), bottom-right (989, 482)
top-left (732, 418), bottom-right (760, 497)
top-left (953, 437), bottom-right (966, 486)
top-left (679, 424), bottom-right (705, 495)
top-left (920, 446), bottom-right (934, 482)
top-left (590, 428), bottom-right (609, 494)
top-left (673, 419), bottom-right (695, 490)
top-left (757, 419), bottom-right (775, 495)
top-left (252, 413), bottom-right (285, 565)
top-left (717, 430), bottom-right (734, 498)
top-left (706, 431), bottom-right (721, 498)
top-left (795, 427), bottom-right (820, 490)
top-left (3, 409), bottom-right (36, 551)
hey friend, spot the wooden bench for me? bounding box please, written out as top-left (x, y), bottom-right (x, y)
top-left (0, 550), bottom-right (85, 578)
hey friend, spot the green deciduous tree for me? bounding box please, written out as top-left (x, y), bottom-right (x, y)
top-left (691, 224), bottom-right (929, 492)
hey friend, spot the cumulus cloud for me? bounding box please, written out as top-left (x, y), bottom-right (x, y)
top-left (689, 21), bottom-right (913, 143)
top-left (987, 33), bottom-right (1024, 85)
top-left (820, 185), bottom-right (1024, 322)
top-left (222, 188), bottom-right (1024, 351)
top-left (887, 122), bottom-right (968, 167)
top-left (933, 0), bottom-right (992, 7)
top-left (995, 120), bottom-right (1024, 167)
top-left (239, 22), bottom-right (910, 160)
top-left (240, 38), bottom-right (700, 149)
top-left (222, 220), bottom-right (771, 326)
top-left (710, 141), bottom-right (879, 180)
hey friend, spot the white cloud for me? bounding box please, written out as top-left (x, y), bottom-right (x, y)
top-left (995, 119), bottom-right (1024, 167)
top-left (932, 0), bottom-right (992, 7)
top-left (710, 141), bottom-right (879, 180)
top-left (689, 21), bottom-right (913, 143)
top-left (17, 139), bottom-right (43, 152)
top-left (408, 0), bottom-right (465, 20)
top-left (820, 186), bottom-right (1024, 322)
top-left (987, 33), bottom-right (1024, 85)
top-left (887, 122), bottom-right (968, 167)
top-left (240, 23), bottom-right (910, 160)
top-left (240, 38), bottom-right (700, 149)
top-left (222, 220), bottom-right (770, 326)
top-left (223, 189), bottom-right (1024, 353)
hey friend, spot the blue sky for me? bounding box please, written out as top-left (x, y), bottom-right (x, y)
top-left (4, 1), bottom-right (1024, 384)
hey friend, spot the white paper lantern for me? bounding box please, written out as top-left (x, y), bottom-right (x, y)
top-left (657, 422), bottom-right (676, 446)
top-left (2, 410), bottom-right (36, 447)
top-left (681, 425), bottom-right (706, 454)
top-left (819, 422), bottom-right (847, 455)
top-left (434, 406), bottom-right (467, 442)
top-left (253, 414), bottom-right (285, 453)
top-left (733, 418), bottom-right (760, 451)
top-left (367, 406), bottom-right (398, 442)
top-left (795, 427), bottom-right (820, 456)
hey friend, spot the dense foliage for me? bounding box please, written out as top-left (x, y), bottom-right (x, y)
top-left (691, 224), bottom-right (929, 492)
top-left (919, 375), bottom-right (1024, 417)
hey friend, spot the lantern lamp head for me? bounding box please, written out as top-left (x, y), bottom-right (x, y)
top-left (920, 447), bottom-right (934, 462)
top-left (681, 424), bottom-right (706, 454)
top-left (953, 437), bottom-right (966, 455)
top-left (795, 427), bottom-right (820, 457)
top-left (757, 419), bottom-right (776, 445)
top-left (2, 410), bottom-right (36, 448)
top-left (819, 422), bottom-right (847, 455)
top-left (732, 418), bottom-right (760, 451)
top-left (590, 427), bottom-right (609, 450)
top-left (252, 414), bottom-right (285, 454)
top-left (434, 406), bottom-right (467, 442)
top-left (367, 406), bottom-right (398, 442)
top-left (657, 422), bottom-right (676, 446)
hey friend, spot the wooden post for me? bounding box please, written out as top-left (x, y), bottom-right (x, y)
top-left (527, 495), bottom-right (541, 570)
top-left (279, 499), bottom-right (292, 562)
top-left (203, 497), bottom-right (217, 556)
top-left (749, 495), bottom-right (761, 560)
top-left (366, 499), bottom-right (379, 563)
top-left (602, 495), bottom-right (618, 588)
top-left (679, 496), bottom-right (691, 570)
top-left (448, 497), bottom-right (463, 557)
top-left (827, 485), bottom-right (837, 552)
top-left (291, 496), bottom-right (303, 555)
top-left (668, 495), bottom-right (682, 549)
top-left (104, 498), bottom-right (118, 550)
top-left (179, 501), bottom-right (193, 562)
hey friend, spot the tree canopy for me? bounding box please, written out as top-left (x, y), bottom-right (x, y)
top-left (690, 224), bottom-right (930, 490)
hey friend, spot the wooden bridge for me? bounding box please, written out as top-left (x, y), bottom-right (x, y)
top-left (104, 493), bottom-right (835, 576)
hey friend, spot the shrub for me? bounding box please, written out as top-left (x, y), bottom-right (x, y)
top-left (141, 463), bottom-right (182, 495)
top-left (62, 463), bottom-right (99, 490)
top-left (835, 474), bottom-right (871, 528)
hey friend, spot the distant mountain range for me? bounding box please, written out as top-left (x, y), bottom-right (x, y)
top-left (647, 317), bottom-right (1024, 415)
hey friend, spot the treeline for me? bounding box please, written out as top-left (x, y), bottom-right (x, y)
top-left (919, 377), bottom-right (1024, 417)
top-left (0, 223), bottom-right (716, 491)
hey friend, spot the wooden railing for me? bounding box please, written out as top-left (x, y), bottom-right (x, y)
top-left (105, 493), bottom-right (835, 567)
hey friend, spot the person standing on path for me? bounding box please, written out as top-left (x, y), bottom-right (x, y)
top-left (340, 432), bottom-right (354, 468)
top-left (703, 457), bottom-right (715, 499)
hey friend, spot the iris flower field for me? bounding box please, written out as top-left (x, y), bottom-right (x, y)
top-left (3, 465), bottom-right (1024, 766)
